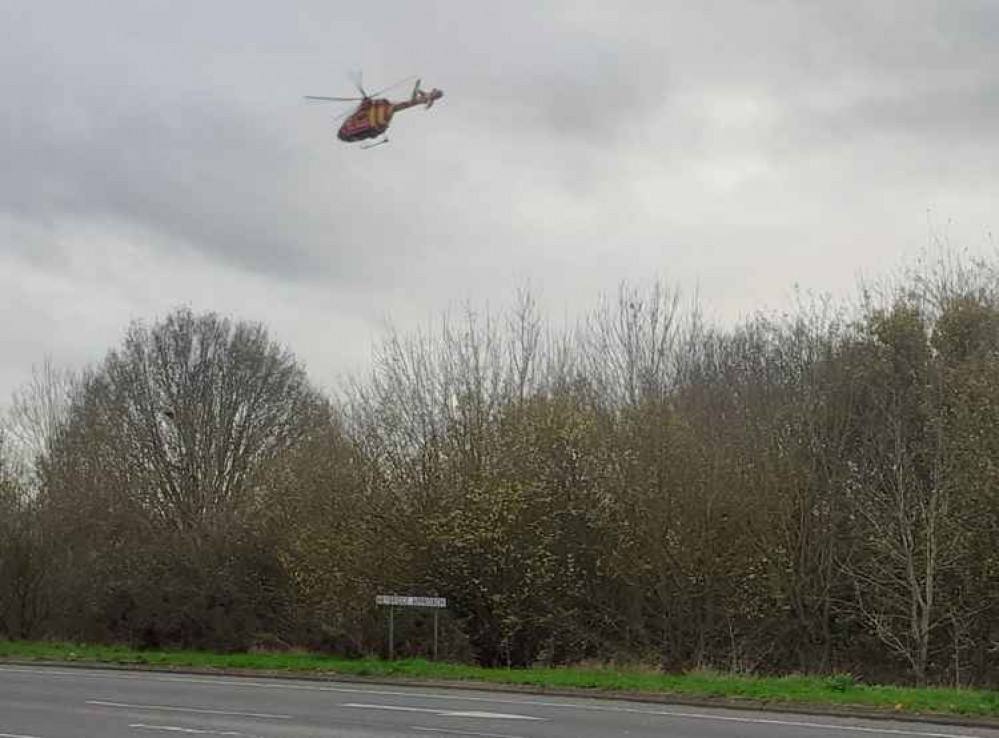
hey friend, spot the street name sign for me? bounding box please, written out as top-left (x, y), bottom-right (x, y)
top-left (376, 595), bottom-right (447, 608)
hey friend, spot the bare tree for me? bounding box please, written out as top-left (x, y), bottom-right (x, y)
top-left (580, 281), bottom-right (684, 411)
top-left (0, 429), bottom-right (50, 638)
top-left (52, 308), bottom-right (326, 528)
top-left (33, 308), bottom-right (327, 649)
top-left (3, 357), bottom-right (75, 483)
top-left (838, 300), bottom-right (964, 683)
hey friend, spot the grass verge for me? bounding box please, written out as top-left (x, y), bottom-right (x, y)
top-left (2, 639), bottom-right (998, 719)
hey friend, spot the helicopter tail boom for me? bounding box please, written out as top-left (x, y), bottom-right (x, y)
top-left (409, 78), bottom-right (443, 108)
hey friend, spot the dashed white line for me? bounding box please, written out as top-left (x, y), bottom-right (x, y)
top-left (129, 725), bottom-right (253, 736)
top-left (343, 704), bottom-right (442, 716)
top-left (343, 703), bottom-right (544, 721)
top-left (87, 700), bottom-right (290, 719)
top-left (412, 727), bottom-right (528, 738)
top-left (443, 711), bottom-right (544, 721)
top-left (0, 732), bottom-right (43, 738)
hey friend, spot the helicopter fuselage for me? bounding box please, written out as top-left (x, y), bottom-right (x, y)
top-left (337, 99), bottom-right (395, 142)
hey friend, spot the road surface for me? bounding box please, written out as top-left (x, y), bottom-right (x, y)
top-left (2, 664), bottom-right (997, 738)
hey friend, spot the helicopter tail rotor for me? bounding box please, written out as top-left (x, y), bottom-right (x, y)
top-left (409, 78), bottom-right (442, 108)
top-left (425, 88), bottom-right (443, 108)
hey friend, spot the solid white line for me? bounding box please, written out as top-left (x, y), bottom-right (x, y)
top-left (87, 699), bottom-right (291, 719)
top-left (1, 666), bottom-right (987, 738)
top-left (412, 726), bottom-right (527, 738)
top-left (0, 732), bottom-right (43, 738)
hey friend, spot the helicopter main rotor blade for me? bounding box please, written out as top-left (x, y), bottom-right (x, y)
top-left (304, 95), bottom-right (363, 103)
top-left (348, 69), bottom-right (366, 98)
top-left (330, 107), bottom-right (356, 123)
top-left (367, 75), bottom-right (418, 98)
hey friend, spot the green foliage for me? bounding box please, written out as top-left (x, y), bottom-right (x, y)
top-left (824, 673), bottom-right (856, 692)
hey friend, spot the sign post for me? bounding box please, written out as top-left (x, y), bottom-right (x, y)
top-left (388, 605), bottom-right (394, 660)
top-left (375, 595), bottom-right (447, 661)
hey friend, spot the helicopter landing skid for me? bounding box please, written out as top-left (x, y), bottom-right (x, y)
top-left (360, 137), bottom-right (389, 150)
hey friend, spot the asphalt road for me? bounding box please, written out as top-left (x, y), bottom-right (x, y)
top-left (2, 664), bottom-right (998, 738)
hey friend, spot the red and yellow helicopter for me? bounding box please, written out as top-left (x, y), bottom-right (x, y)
top-left (305, 75), bottom-right (443, 148)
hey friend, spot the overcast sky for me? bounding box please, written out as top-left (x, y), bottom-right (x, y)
top-left (2, 0), bottom-right (998, 402)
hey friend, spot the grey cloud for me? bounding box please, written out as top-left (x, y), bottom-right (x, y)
top-left (2, 0), bottom-right (999, 403)
top-left (834, 78), bottom-right (999, 145)
top-left (4, 85), bottom-right (365, 281)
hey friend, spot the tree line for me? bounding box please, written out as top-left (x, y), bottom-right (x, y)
top-left (2, 252), bottom-right (998, 686)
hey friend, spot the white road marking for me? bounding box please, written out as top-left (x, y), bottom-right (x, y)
top-left (1, 666), bottom-right (991, 738)
top-left (412, 726), bottom-right (528, 738)
top-left (443, 711), bottom-right (544, 720)
top-left (344, 704), bottom-right (442, 715)
top-left (129, 725), bottom-right (252, 736)
top-left (87, 700), bottom-right (291, 719)
top-left (0, 732), bottom-right (44, 738)
top-left (343, 703), bottom-right (544, 721)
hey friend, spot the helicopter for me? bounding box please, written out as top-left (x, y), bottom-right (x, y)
top-left (305, 74), bottom-right (443, 148)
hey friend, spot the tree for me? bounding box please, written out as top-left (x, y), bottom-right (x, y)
top-left (0, 430), bottom-right (49, 638)
top-left (46, 307), bottom-right (325, 528)
top-left (839, 300), bottom-right (962, 683)
top-left (928, 293), bottom-right (999, 684)
top-left (3, 357), bottom-right (75, 485)
top-left (39, 307), bottom-right (326, 648)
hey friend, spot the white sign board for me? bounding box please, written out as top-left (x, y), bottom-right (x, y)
top-left (376, 595), bottom-right (447, 608)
